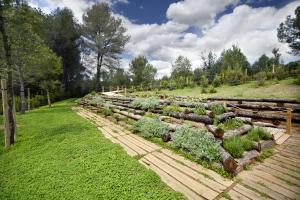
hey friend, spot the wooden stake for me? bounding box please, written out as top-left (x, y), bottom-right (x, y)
top-left (46, 89), bottom-right (51, 108)
top-left (286, 108), bottom-right (292, 134)
top-left (102, 86), bottom-right (104, 93)
top-left (117, 85), bottom-right (119, 92)
top-left (12, 96), bottom-right (17, 140)
top-left (27, 88), bottom-right (30, 110)
top-left (124, 87), bottom-right (127, 96)
top-left (1, 79), bottom-right (11, 148)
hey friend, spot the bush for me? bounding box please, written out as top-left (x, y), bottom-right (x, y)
top-left (90, 96), bottom-right (105, 106)
top-left (132, 118), bottom-right (168, 138)
top-left (217, 118), bottom-right (243, 131)
top-left (208, 86), bottom-right (217, 93)
top-left (172, 126), bottom-right (220, 162)
top-left (212, 75), bottom-right (222, 87)
top-left (210, 104), bottom-right (226, 115)
top-left (194, 106), bottom-right (206, 115)
top-left (131, 97), bottom-right (160, 110)
top-left (254, 71), bottom-right (266, 87)
top-left (246, 127), bottom-right (272, 142)
top-left (223, 136), bottom-right (254, 158)
top-left (74, 98), bottom-right (82, 104)
top-left (222, 65), bottom-right (244, 85)
top-left (201, 87), bottom-right (207, 94)
top-left (200, 75), bottom-right (209, 87)
top-left (163, 105), bottom-right (182, 115)
top-left (98, 108), bottom-right (113, 116)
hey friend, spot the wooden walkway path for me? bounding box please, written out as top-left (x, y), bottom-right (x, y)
top-left (74, 107), bottom-right (300, 200)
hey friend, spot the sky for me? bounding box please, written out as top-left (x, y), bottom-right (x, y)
top-left (29, 0), bottom-right (300, 78)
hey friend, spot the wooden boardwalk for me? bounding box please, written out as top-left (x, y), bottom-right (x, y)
top-left (74, 107), bottom-right (300, 200)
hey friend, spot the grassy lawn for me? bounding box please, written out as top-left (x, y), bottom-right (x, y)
top-left (0, 100), bottom-right (185, 200)
top-left (135, 78), bottom-right (300, 99)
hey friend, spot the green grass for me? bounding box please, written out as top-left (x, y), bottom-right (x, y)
top-left (135, 78), bottom-right (300, 99)
top-left (223, 136), bottom-right (254, 158)
top-left (0, 100), bottom-right (185, 200)
top-left (217, 118), bottom-right (243, 131)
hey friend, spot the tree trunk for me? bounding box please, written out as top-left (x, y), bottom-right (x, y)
top-left (46, 89), bottom-right (51, 108)
top-left (206, 125), bottom-right (224, 138)
top-left (95, 54), bottom-right (103, 92)
top-left (0, 2), bottom-right (15, 145)
top-left (223, 124), bottom-right (252, 139)
top-left (216, 112), bottom-right (236, 122)
top-left (17, 64), bottom-right (26, 114)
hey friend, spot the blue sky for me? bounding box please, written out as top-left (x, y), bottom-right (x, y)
top-left (29, 0), bottom-right (300, 77)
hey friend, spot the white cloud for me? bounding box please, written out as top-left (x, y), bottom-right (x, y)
top-left (166, 0), bottom-right (238, 28)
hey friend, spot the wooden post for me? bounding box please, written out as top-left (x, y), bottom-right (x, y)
top-left (1, 79), bottom-right (10, 148)
top-left (12, 96), bottom-right (17, 140)
top-left (286, 108), bottom-right (292, 134)
top-left (124, 87), bottom-right (127, 96)
top-left (117, 85), bottom-right (119, 92)
top-left (102, 86), bottom-right (104, 93)
top-left (27, 88), bottom-right (30, 110)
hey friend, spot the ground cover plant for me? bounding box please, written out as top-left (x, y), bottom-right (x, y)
top-left (162, 105), bottom-right (183, 115)
top-left (217, 118), bottom-right (244, 131)
top-left (246, 127), bottom-right (272, 142)
top-left (172, 126), bottom-right (221, 163)
top-left (0, 100), bottom-right (185, 200)
top-left (210, 104), bottom-right (227, 115)
top-left (223, 136), bottom-right (254, 158)
top-left (132, 118), bottom-right (169, 138)
top-left (90, 95), bottom-right (105, 106)
top-left (130, 97), bottom-right (160, 110)
top-left (193, 105), bottom-right (206, 115)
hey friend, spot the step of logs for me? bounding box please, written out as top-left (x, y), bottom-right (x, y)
top-left (223, 124), bottom-right (252, 139)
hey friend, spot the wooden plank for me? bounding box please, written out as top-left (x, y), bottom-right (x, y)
top-left (250, 169), bottom-right (300, 194)
top-left (278, 148), bottom-right (300, 158)
top-left (255, 165), bottom-right (300, 186)
top-left (271, 155), bottom-right (300, 167)
top-left (97, 127), bottom-right (113, 139)
top-left (228, 189), bottom-right (251, 200)
top-left (110, 137), bottom-right (138, 157)
top-left (264, 157), bottom-right (299, 173)
top-left (152, 151), bottom-right (226, 193)
top-left (128, 134), bottom-right (161, 150)
top-left (276, 134), bottom-right (290, 144)
top-left (240, 172), bottom-right (300, 199)
top-left (139, 158), bottom-right (203, 200)
top-left (262, 162), bottom-right (300, 179)
top-left (160, 149), bottom-right (233, 187)
top-left (101, 126), bottom-right (120, 137)
top-left (233, 184), bottom-right (269, 200)
top-left (122, 134), bottom-right (154, 153)
top-left (278, 150), bottom-right (300, 162)
top-left (117, 136), bottom-right (147, 155)
top-left (144, 154), bottom-right (219, 200)
top-left (240, 179), bottom-right (287, 200)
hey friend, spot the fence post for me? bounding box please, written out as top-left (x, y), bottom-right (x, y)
top-left (117, 85), bottom-right (119, 92)
top-left (124, 87), bottom-right (127, 96)
top-left (286, 108), bottom-right (292, 134)
top-left (102, 86), bottom-right (104, 93)
top-left (12, 96), bottom-right (17, 140)
top-left (1, 79), bottom-right (11, 148)
top-left (27, 88), bottom-right (30, 110)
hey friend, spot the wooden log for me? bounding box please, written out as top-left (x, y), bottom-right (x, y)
top-left (227, 103), bottom-right (292, 112)
top-left (252, 121), bottom-right (277, 128)
top-left (206, 125), bottom-right (224, 138)
top-left (234, 150), bottom-right (260, 174)
top-left (207, 97), bottom-right (300, 104)
top-left (235, 117), bottom-right (252, 124)
top-left (169, 112), bottom-right (213, 124)
top-left (216, 112), bottom-right (236, 122)
top-left (258, 140), bottom-right (275, 152)
top-left (161, 133), bottom-right (171, 142)
top-left (1, 79), bottom-right (10, 148)
top-left (223, 124), bottom-right (252, 139)
top-left (219, 146), bottom-right (238, 174)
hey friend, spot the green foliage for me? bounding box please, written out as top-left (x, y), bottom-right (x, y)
top-left (208, 86), bottom-right (217, 93)
top-left (256, 149), bottom-right (274, 162)
top-left (254, 71), bottom-right (267, 87)
top-left (212, 75), bottom-right (222, 87)
top-left (90, 96), bottom-right (105, 106)
top-left (210, 104), bottom-right (227, 115)
top-left (132, 118), bottom-right (168, 138)
top-left (172, 126), bottom-right (220, 162)
top-left (194, 106), bottom-right (206, 115)
top-left (130, 97), bottom-right (160, 110)
top-left (246, 127), bottom-right (272, 142)
top-left (163, 105), bottom-right (182, 114)
top-left (201, 87), bottom-right (207, 94)
top-left (0, 100), bottom-right (184, 199)
top-left (222, 65), bottom-right (245, 85)
top-left (217, 118), bottom-right (243, 131)
top-left (200, 75), bottom-right (209, 87)
top-left (98, 108), bottom-right (113, 116)
top-left (223, 136), bottom-right (254, 158)
top-left (74, 98), bottom-right (82, 104)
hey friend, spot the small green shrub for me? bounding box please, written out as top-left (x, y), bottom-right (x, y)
top-left (163, 105), bottom-right (182, 114)
top-left (223, 136), bottom-right (254, 158)
top-left (90, 96), bottom-right (105, 106)
top-left (201, 87), bottom-right (207, 94)
top-left (208, 86), bottom-right (217, 93)
top-left (98, 108), bottom-right (113, 116)
top-left (212, 75), bottom-right (222, 87)
top-left (172, 126), bottom-right (220, 162)
top-left (132, 118), bottom-right (168, 138)
top-left (131, 97), bottom-right (160, 110)
top-left (74, 98), bottom-right (82, 104)
top-left (217, 118), bottom-right (243, 131)
top-left (210, 104), bottom-right (227, 115)
top-left (256, 149), bottom-right (274, 162)
top-left (194, 106), bottom-right (206, 115)
top-left (246, 127), bottom-right (272, 142)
